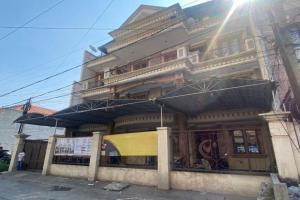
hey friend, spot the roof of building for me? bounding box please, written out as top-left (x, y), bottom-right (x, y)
top-left (183, 0), bottom-right (232, 20)
top-left (12, 105), bottom-right (56, 115)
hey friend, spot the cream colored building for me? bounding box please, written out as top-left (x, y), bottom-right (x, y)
top-left (11, 0), bottom-right (300, 198)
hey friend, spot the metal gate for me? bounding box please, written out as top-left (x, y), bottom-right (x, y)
top-left (23, 140), bottom-right (48, 170)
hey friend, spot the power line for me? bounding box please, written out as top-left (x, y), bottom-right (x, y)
top-left (0, 43), bottom-right (279, 108)
top-left (0, 3), bottom-right (269, 102)
top-left (0, 37), bottom-right (111, 84)
top-left (0, 0), bottom-right (65, 42)
top-left (5, 50), bottom-right (280, 107)
top-left (1, 75), bottom-right (98, 108)
top-left (0, 14), bottom-right (190, 98)
top-left (46, 0), bottom-right (115, 85)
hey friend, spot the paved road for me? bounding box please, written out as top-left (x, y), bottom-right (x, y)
top-left (0, 172), bottom-right (254, 200)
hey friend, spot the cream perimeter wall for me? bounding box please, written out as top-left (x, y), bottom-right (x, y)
top-left (47, 164), bottom-right (270, 197)
top-left (171, 171), bottom-right (271, 197)
top-left (97, 167), bottom-right (158, 186)
top-left (49, 164), bottom-right (89, 179)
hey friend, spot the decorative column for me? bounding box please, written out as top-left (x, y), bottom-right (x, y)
top-left (42, 136), bottom-right (56, 175)
top-left (88, 131), bottom-right (103, 181)
top-left (8, 134), bottom-right (30, 172)
top-left (157, 127), bottom-right (171, 190)
top-left (176, 113), bottom-right (189, 167)
top-left (260, 112), bottom-right (299, 182)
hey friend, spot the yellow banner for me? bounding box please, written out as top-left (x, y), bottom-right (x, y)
top-left (103, 131), bottom-right (157, 156)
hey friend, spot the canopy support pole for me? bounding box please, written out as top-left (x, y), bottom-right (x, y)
top-left (160, 105), bottom-right (164, 127)
top-left (54, 119), bottom-right (58, 136)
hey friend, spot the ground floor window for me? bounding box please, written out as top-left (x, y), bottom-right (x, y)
top-left (171, 126), bottom-right (274, 173)
top-left (231, 129), bottom-right (260, 154)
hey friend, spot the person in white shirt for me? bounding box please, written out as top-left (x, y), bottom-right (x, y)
top-left (17, 150), bottom-right (25, 170)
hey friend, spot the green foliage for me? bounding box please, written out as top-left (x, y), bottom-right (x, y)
top-left (0, 161), bottom-right (9, 172)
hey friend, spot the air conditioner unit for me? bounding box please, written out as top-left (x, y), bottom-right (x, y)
top-left (245, 38), bottom-right (255, 50)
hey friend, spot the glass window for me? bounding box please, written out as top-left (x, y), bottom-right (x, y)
top-left (246, 130), bottom-right (259, 153)
top-left (163, 51), bottom-right (177, 62)
top-left (295, 48), bottom-right (300, 60)
top-left (217, 41), bottom-right (229, 57)
top-left (133, 61), bottom-right (148, 70)
top-left (232, 129), bottom-right (260, 154)
top-left (233, 130), bottom-right (246, 153)
top-left (230, 38), bottom-right (240, 55)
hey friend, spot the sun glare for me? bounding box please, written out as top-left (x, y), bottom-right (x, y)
top-left (203, 0), bottom-right (249, 59)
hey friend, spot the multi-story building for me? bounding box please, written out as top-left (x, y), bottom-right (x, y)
top-left (78, 0), bottom-right (274, 170)
top-left (14, 0), bottom-right (300, 197)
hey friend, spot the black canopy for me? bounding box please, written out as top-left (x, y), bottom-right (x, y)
top-left (15, 78), bottom-right (275, 128)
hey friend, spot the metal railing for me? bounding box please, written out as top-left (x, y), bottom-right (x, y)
top-left (170, 129), bottom-right (274, 174)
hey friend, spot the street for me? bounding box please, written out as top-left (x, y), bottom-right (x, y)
top-left (0, 172), bottom-right (254, 200)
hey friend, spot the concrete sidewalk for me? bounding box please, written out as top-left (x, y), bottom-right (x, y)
top-left (0, 172), bottom-right (255, 200)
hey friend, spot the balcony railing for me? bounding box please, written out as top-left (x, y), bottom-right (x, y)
top-left (80, 81), bottom-right (110, 98)
top-left (190, 49), bottom-right (257, 73)
top-left (81, 48), bottom-right (258, 98)
top-left (103, 57), bottom-right (191, 85)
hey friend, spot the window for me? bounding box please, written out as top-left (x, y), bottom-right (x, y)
top-left (163, 50), bottom-right (177, 62)
top-left (116, 65), bottom-right (130, 74)
top-left (216, 37), bottom-right (241, 57)
top-left (232, 130), bottom-right (246, 153)
top-left (246, 130), bottom-right (259, 153)
top-left (230, 38), bottom-right (240, 55)
top-left (232, 129), bottom-right (260, 154)
top-left (133, 61), bottom-right (148, 70)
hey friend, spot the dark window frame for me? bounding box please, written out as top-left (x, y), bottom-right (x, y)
top-left (231, 129), bottom-right (261, 154)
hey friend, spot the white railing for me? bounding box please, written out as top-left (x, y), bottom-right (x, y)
top-left (80, 87), bottom-right (110, 98)
top-left (103, 57), bottom-right (191, 85)
top-left (191, 49), bottom-right (257, 73)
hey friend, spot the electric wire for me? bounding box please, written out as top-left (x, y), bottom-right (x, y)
top-left (0, 0), bottom-right (66, 42)
top-left (1, 48), bottom-right (280, 109)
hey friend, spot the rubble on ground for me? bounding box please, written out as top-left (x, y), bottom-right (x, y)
top-left (257, 182), bottom-right (274, 200)
top-left (288, 186), bottom-right (300, 200)
top-left (104, 182), bottom-right (129, 191)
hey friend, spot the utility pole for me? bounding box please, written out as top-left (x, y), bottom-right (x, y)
top-left (267, 0), bottom-right (300, 108)
top-left (17, 98), bottom-right (32, 134)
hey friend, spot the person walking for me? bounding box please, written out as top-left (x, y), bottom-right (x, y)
top-left (17, 150), bottom-right (25, 170)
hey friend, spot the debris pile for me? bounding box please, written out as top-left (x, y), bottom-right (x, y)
top-left (288, 186), bottom-right (300, 200)
top-left (257, 182), bottom-right (274, 200)
top-left (104, 182), bottom-right (129, 191)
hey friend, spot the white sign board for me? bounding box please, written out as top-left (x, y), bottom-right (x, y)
top-left (54, 137), bottom-right (92, 156)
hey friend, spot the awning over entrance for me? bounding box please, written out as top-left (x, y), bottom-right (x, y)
top-left (15, 99), bottom-right (171, 127)
top-left (15, 78), bottom-right (275, 128)
top-left (158, 78), bottom-right (274, 115)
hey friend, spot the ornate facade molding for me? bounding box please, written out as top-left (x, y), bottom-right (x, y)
top-left (114, 113), bottom-right (174, 128)
top-left (188, 109), bottom-right (262, 124)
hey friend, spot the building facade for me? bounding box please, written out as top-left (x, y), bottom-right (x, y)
top-left (78, 1), bottom-right (274, 172)
top-left (13, 0), bottom-right (300, 197)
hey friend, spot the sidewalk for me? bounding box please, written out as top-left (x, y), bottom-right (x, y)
top-left (0, 172), bottom-right (255, 200)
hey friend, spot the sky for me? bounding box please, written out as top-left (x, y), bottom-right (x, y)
top-left (0, 0), bottom-right (207, 111)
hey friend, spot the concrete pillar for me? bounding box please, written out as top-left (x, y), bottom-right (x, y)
top-left (8, 134), bottom-right (29, 172)
top-left (176, 113), bottom-right (189, 167)
top-left (260, 112), bottom-right (299, 182)
top-left (88, 132), bottom-right (103, 181)
top-left (157, 127), bottom-right (171, 190)
top-left (42, 136), bottom-right (56, 175)
top-left (271, 173), bottom-right (289, 200)
top-left (286, 122), bottom-right (300, 179)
